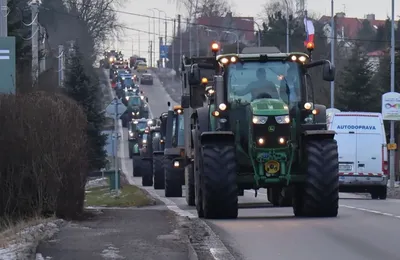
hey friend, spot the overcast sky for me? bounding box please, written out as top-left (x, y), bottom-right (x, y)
top-left (114, 0), bottom-right (397, 62)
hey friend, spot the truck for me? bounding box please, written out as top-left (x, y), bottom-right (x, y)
top-left (182, 42), bottom-right (338, 219)
top-left (328, 112), bottom-right (388, 199)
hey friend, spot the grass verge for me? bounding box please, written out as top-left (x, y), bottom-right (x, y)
top-left (85, 184), bottom-right (153, 207)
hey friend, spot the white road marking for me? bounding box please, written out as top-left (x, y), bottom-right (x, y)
top-left (245, 189), bottom-right (400, 220)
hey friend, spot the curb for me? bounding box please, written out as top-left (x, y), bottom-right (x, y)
top-left (187, 242), bottom-right (199, 260)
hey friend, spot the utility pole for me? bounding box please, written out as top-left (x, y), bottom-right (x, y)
top-left (389, 0), bottom-right (396, 188)
top-left (153, 17), bottom-right (156, 67)
top-left (330, 0), bottom-right (335, 109)
top-left (188, 18), bottom-right (192, 56)
top-left (172, 18), bottom-right (176, 70)
top-left (138, 32), bottom-right (141, 56)
top-left (164, 20), bottom-right (168, 68)
top-left (31, 1), bottom-right (39, 86)
top-left (0, 0), bottom-right (7, 36)
top-left (159, 37), bottom-right (163, 67)
top-left (149, 41), bottom-right (153, 68)
top-left (58, 45), bottom-right (64, 87)
top-left (148, 16), bottom-right (151, 66)
top-left (178, 15), bottom-right (182, 62)
top-left (284, 0), bottom-right (289, 52)
top-left (196, 25), bottom-right (199, 56)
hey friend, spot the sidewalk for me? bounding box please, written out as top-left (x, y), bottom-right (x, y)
top-left (36, 207), bottom-right (190, 260)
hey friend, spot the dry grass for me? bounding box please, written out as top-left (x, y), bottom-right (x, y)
top-left (0, 216), bottom-right (54, 248)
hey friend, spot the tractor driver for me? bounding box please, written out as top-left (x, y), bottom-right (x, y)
top-left (280, 64), bottom-right (301, 107)
top-left (234, 68), bottom-right (282, 100)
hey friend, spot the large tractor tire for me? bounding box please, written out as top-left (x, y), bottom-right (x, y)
top-left (293, 139), bottom-right (339, 217)
top-left (132, 155), bottom-right (142, 177)
top-left (165, 156), bottom-right (183, 197)
top-left (153, 155), bottom-right (165, 189)
top-left (201, 145), bottom-right (238, 219)
top-left (185, 163), bottom-right (195, 205)
top-left (141, 160), bottom-right (153, 186)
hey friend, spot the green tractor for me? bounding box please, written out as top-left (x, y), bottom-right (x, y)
top-left (140, 121), bottom-right (165, 187)
top-left (128, 119), bottom-right (148, 159)
top-left (185, 43), bottom-right (338, 219)
top-left (131, 118), bottom-right (150, 176)
top-left (121, 95), bottom-right (149, 127)
top-left (162, 103), bottom-right (186, 197)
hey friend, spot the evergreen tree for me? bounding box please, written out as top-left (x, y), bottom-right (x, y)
top-left (336, 42), bottom-right (380, 112)
top-left (64, 45), bottom-right (107, 170)
top-left (357, 20), bottom-right (376, 51)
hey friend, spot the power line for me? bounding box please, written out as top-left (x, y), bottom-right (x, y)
top-left (30, 4), bottom-right (400, 44)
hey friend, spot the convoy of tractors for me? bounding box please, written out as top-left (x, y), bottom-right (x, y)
top-left (122, 41), bottom-right (339, 220)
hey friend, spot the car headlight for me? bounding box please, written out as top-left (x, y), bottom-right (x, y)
top-left (252, 116), bottom-right (268, 124)
top-left (275, 115), bottom-right (290, 124)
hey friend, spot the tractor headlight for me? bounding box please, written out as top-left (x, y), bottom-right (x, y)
top-left (173, 160), bottom-right (180, 167)
top-left (257, 138), bottom-right (265, 145)
top-left (132, 112), bottom-right (135, 115)
top-left (304, 102), bottom-right (313, 110)
top-left (252, 116), bottom-right (268, 124)
top-left (133, 120), bottom-right (138, 124)
top-left (129, 131), bottom-right (134, 137)
top-left (122, 77), bottom-right (125, 80)
top-left (218, 103), bottom-right (227, 111)
top-left (143, 139), bottom-right (147, 144)
top-left (278, 137), bottom-right (286, 144)
top-left (125, 96), bottom-right (129, 100)
top-left (275, 115), bottom-right (290, 124)
top-left (140, 96), bottom-right (144, 100)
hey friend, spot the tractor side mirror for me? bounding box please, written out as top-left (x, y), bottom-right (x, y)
top-left (188, 67), bottom-right (201, 85)
top-left (145, 97), bottom-right (149, 102)
top-left (322, 63), bottom-right (335, 82)
top-left (181, 95), bottom-right (190, 108)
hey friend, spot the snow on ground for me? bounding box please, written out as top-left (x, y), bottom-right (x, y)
top-left (86, 177), bottom-right (109, 189)
top-left (0, 219), bottom-right (63, 260)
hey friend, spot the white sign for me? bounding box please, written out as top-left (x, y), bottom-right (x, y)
top-left (382, 92), bottom-right (400, 121)
top-left (105, 99), bottom-right (127, 118)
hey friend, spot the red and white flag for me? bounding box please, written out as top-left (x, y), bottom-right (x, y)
top-left (304, 16), bottom-right (315, 47)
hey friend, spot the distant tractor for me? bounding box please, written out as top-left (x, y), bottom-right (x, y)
top-left (182, 42), bottom-right (338, 219)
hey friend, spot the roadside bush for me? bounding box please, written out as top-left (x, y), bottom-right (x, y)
top-left (0, 91), bottom-right (88, 221)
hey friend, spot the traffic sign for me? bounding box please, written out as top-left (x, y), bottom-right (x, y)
top-left (105, 98), bottom-right (127, 118)
top-left (160, 45), bottom-right (169, 59)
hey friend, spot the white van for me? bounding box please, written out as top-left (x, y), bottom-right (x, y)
top-left (328, 112), bottom-right (388, 199)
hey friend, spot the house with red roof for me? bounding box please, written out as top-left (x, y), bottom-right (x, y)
top-left (319, 13), bottom-right (390, 72)
top-left (196, 12), bottom-right (255, 45)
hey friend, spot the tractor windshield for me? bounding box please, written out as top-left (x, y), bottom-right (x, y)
top-left (128, 97), bottom-right (141, 106)
top-left (227, 61), bottom-right (301, 107)
top-left (136, 122), bottom-right (147, 130)
top-left (176, 114), bottom-right (184, 146)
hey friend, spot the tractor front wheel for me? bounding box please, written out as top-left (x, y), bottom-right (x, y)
top-left (293, 139), bottom-right (339, 217)
top-left (165, 156), bottom-right (183, 197)
top-left (141, 160), bottom-right (153, 186)
top-left (185, 163), bottom-right (195, 205)
top-left (201, 145), bottom-right (238, 219)
top-left (132, 155), bottom-right (142, 177)
top-left (153, 155), bottom-right (165, 189)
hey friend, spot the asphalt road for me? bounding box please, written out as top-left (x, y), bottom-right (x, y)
top-left (120, 73), bottom-right (400, 260)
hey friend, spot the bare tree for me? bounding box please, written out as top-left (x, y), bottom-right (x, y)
top-left (64, 0), bottom-right (123, 54)
top-left (174, 0), bottom-right (231, 18)
top-left (260, 0), bottom-right (295, 21)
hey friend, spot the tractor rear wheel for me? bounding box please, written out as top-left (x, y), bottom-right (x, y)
top-left (165, 156), bottom-right (183, 197)
top-left (132, 156), bottom-right (142, 177)
top-left (185, 163), bottom-right (195, 205)
top-left (153, 155), bottom-right (165, 189)
top-left (201, 145), bottom-right (238, 219)
top-left (293, 139), bottom-right (339, 217)
top-left (141, 160), bottom-right (153, 186)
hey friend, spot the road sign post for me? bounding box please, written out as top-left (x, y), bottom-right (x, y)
top-left (381, 92), bottom-right (400, 188)
top-left (106, 98), bottom-right (127, 195)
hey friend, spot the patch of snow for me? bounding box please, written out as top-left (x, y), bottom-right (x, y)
top-left (86, 177), bottom-right (109, 189)
top-left (101, 243), bottom-right (125, 259)
top-left (0, 219), bottom-right (63, 260)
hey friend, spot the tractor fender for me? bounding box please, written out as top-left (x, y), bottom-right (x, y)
top-left (195, 106), bottom-right (210, 134)
top-left (303, 130), bottom-right (336, 140)
top-left (314, 104), bottom-right (327, 124)
top-left (164, 147), bottom-right (181, 157)
top-left (200, 131), bottom-right (235, 146)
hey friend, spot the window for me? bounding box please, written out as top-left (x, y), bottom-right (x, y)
top-left (124, 78), bottom-right (133, 85)
top-left (129, 97), bottom-right (141, 106)
top-left (137, 122), bottom-right (147, 130)
top-left (177, 114), bottom-right (184, 146)
top-left (227, 61), bottom-right (301, 107)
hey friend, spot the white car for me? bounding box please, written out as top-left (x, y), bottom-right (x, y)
top-left (328, 112), bottom-right (388, 199)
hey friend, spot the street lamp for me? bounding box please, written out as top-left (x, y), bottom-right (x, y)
top-left (223, 31), bottom-right (240, 53)
top-left (148, 8), bottom-right (156, 67)
top-left (284, 0), bottom-right (289, 52)
top-left (243, 18), bottom-right (261, 47)
top-left (204, 28), bottom-right (220, 40)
